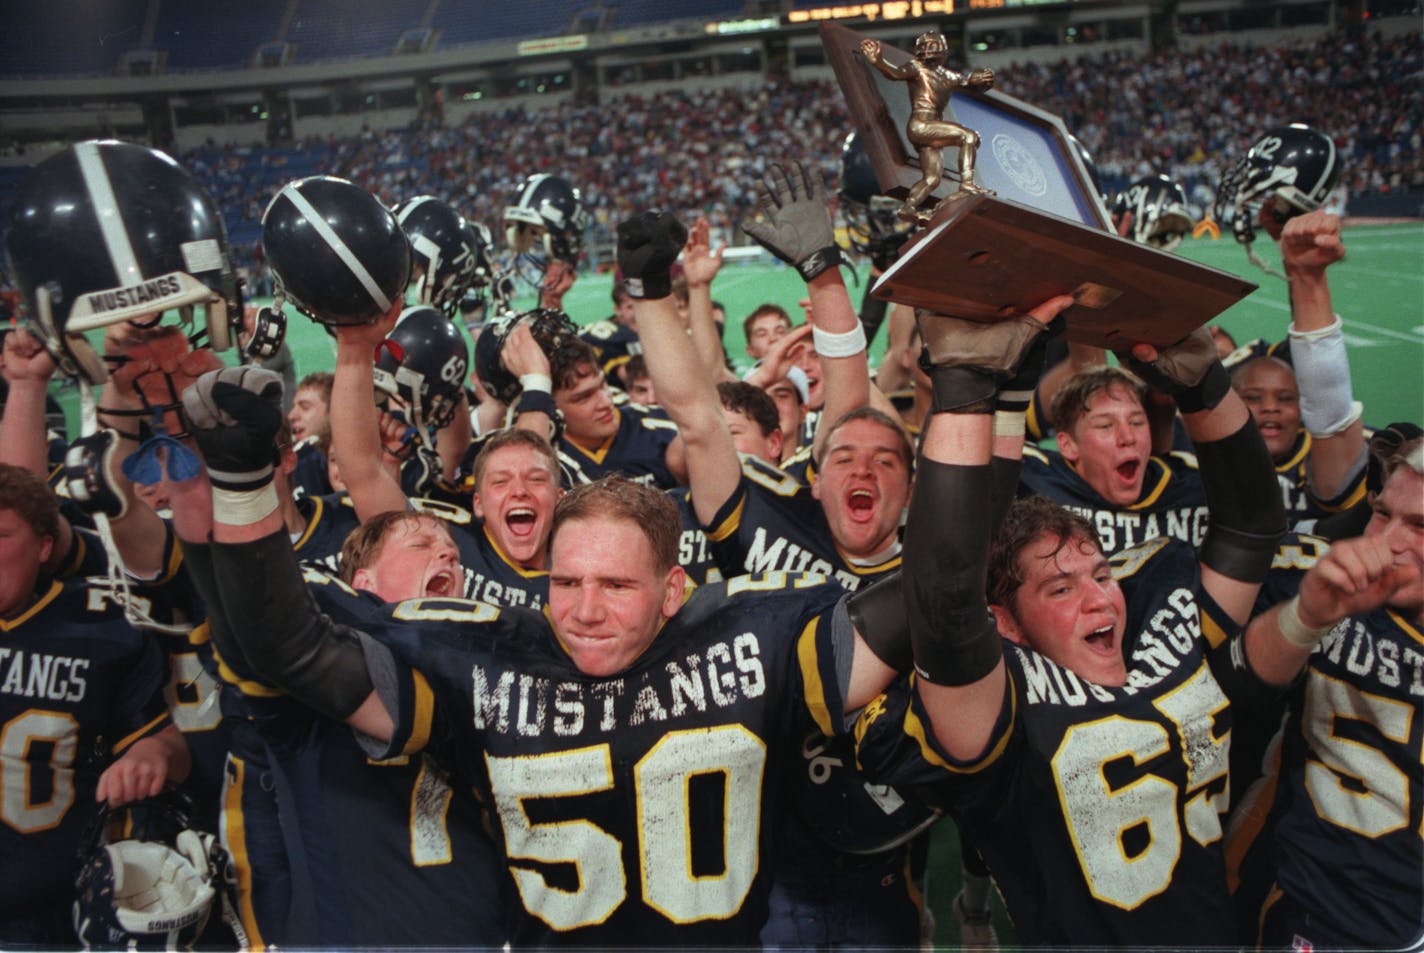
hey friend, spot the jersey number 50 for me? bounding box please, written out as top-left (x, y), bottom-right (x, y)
top-left (487, 724), bottom-right (764, 930)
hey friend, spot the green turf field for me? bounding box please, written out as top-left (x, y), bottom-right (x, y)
top-left (42, 223), bottom-right (1423, 949)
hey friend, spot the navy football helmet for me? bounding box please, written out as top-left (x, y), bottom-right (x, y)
top-left (262, 176), bottom-right (411, 326)
top-left (373, 305), bottom-right (469, 432)
top-left (474, 308), bottom-right (580, 405)
top-left (395, 196), bottom-right (481, 317)
top-left (4, 140), bottom-right (243, 384)
top-left (1112, 174), bottom-right (1195, 250)
top-left (838, 131), bottom-right (912, 270)
top-left (503, 173), bottom-right (589, 267)
top-left (73, 793), bottom-right (237, 951)
top-left (1214, 124), bottom-right (1340, 271)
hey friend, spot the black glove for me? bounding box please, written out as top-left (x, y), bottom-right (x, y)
top-left (617, 211), bottom-right (688, 300)
top-left (741, 161), bottom-right (843, 282)
top-left (1117, 327), bottom-right (1230, 414)
top-left (996, 315), bottom-right (1065, 415)
top-left (182, 367), bottom-right (285, 490)
top-left (915, 310), bottom-right (1059, 414)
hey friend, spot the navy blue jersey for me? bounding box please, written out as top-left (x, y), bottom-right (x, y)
top-left (0, 580), bottom-right (171, 921)
top-left (211, 568), bottom-right (510, 947)
top-left (445, 519), bottom-right (550, 608)
top-left (672, 487), bottom-right (723, 587)
top-left (579, 319), bottom-right (642, 380)
top-left (855, 539), bottom-right (1241, 946)
top-left (291, 493), bottom-right (363, 574)
top-left (779, 443), bottom-right (817, 487)
top-left (291, 436), bottom-right (333, 501)
top-left (704, 455), bottom-right (900, 592)
top-left (1272, 429), bottom-right (1369, 528)
top-left (1019, 445), bottom-right (1209, 556)
top-left (357, 574), bottom-right (855, 947)
top-left (1263, 604), bottom-right (1423, 947)
top-left (556, 403), bottom-right (681, 489)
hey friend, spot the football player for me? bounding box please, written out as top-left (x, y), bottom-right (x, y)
top-left (850, 303), bottom-right (1371, 945)
top-left (1244, 433), bottom-right (1424, 949)
top-left (167, 333), bottom-right (913, 947)
top-left (0, 464), bottom-right (187, 947)
top-left (1020, 365), bottom-right (1208, 556)
top-left (287, 371), bottom-right (335, 500)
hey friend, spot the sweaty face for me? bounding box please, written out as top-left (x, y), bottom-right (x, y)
top-left (555, 366), bottom-right (619, 447)
top-left (548, 517), bottom-right (684, 677)
top-left (1057, 385), bottom-right (1153, 507)
top-left (1366, 466), bottom-right (1424, 615)
top-left (352, 517), bottom-right (462, 603)
top-left (289, 386), bottom-right (330, 443)
top-left (996, 531), bottom-right (1128, 687)
top-left (1234, 360), bottom-right (1301, 462)
top-left (474, 445), bottom-right (561, 571)
top-left (722, 408), bottom-right (782, 465)
top-left (812, 417), bottom-right (911, 560)
top-left (0, 508), bottom-right (52, 618)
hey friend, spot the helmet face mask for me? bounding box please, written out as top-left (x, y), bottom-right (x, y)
top-left (5, 140), bottom-right (243, 384)
top-left (395, 196), bottom-right (482, 317)
top-left (474, 308), bottom-right (579, 405)
top-left (1214, 124), bottom-right (1340, 261)
top-left (502, 174), bottom-right (589, 283)
top-left (1112, 174), bottom-right (1195, 251)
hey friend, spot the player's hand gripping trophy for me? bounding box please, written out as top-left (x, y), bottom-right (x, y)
top-left (860, 31), bottom-right (995, 225)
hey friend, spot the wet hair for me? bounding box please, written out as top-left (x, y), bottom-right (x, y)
top-left (816, 406), bottom-right (914, 469)
top-left (987, 496), bottom-right (1100, 610)
top-left (1048, 365), bottom-right (1146, 433)
top-left (339, 510), bottom-right (451, 584)
top-left (0, 463), bottom-right (60, 542)
top-left (717, 381), bottom-right (780, 438)
top-left (471, 428), bottom-right (560, 490)
top-left (550, 337), bottom-right (603, 392)
top-left (552, 476), bottom-right (679, 572)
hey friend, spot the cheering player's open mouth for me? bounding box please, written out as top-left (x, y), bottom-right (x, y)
top-left (1115, 458), bottom-right (1141, 485)
top-left (847, 488), bottom-right (877, 520)
top-left (505, 506), bottom-right (538, 540)
top-left (1084, 623), bottom-right (1117, 656)
top-left (425, 570), bottom-right (457, 597)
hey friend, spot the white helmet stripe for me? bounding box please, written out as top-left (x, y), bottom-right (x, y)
top-left (280, 183), bottom-right (392, 313)
top-left (517, 173), bottom-right (550, 209)
top-left (75, 142), bottom-right (142, 286)
top-left (396, 195), bottom-right (437, 226)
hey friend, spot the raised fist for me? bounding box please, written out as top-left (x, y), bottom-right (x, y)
top-left (617, 211), bottom-right (688, 300)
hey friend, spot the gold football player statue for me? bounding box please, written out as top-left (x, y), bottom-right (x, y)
top-left (861, 31), bottom-right (995, 224)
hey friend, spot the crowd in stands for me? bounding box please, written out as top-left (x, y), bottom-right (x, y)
top-left (166, 26), bottom-right (1423, 281)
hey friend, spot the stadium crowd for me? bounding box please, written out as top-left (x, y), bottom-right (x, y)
top-left (0, 16), bottom-right (1421, 953)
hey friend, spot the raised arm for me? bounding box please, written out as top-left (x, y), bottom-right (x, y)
top-left (1120, 329), bottom-right (1285, 625)
top-left (618, 211), bottom-right (742, 526)
top-left (180, 366), bottom-right (393, 740)
top-left (682, 217), bottom-right (737, 383)
top-left (860, 38), bottom-right (915, 80)
top-left (330, 305), bottom-right (409, 521)
top-left (1279, 210), bottom-right (1367, 503)
top-left (741, 160), bottom-right (870, 458)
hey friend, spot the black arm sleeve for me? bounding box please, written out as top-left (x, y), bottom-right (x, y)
top-left (990, 455), bottom-right (1022, 535)
top-left (845, 571), bottom-right (910, 672)
top-left (858, 283), bottom-right (890, 347)
top-left (902, 457), bottom-right (1002, 685)
top-left (1195, 420), bottom-right (1287, 583)
top-left (209, 530), bottom-right (376, 722)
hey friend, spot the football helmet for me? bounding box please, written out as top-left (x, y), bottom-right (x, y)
top-left (3, 140), bottom-right (242, 384)
top-left (394, 195), bottom-right (481, 317)
top-left (262, 175), bottom-right (411, 326)
top-left (503, 173), bottom-right (589, 266)
top-left (838, 131), bottom-right (912, 270)
top-left (1214, 124), bottom-right (1340, 269)
top-left (474, 307), bottom-right (579, 404)
top-left (73, 793), bottom-right (236, 951)
top-left (1112, 174), bottom-right (1195, 250)
top-left (373, 305), bottom-right (469, 432)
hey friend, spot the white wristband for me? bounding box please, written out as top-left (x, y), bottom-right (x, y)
top-left (1288, 315), bottom-right (1359, 436)
top-left (1277, 595), bottom-right (1334, 649)
top-left (993, 409), bottom-right (1027, 438)
top-left (811, 324), bottom-right (867, 359)
top-left (212, 483), bottom-right (281, 527)
top-left (518, 373), bottom-right (553, 395)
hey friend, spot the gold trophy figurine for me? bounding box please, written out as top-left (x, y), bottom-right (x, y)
top-left (860, 32), bottom-right (996, 224)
